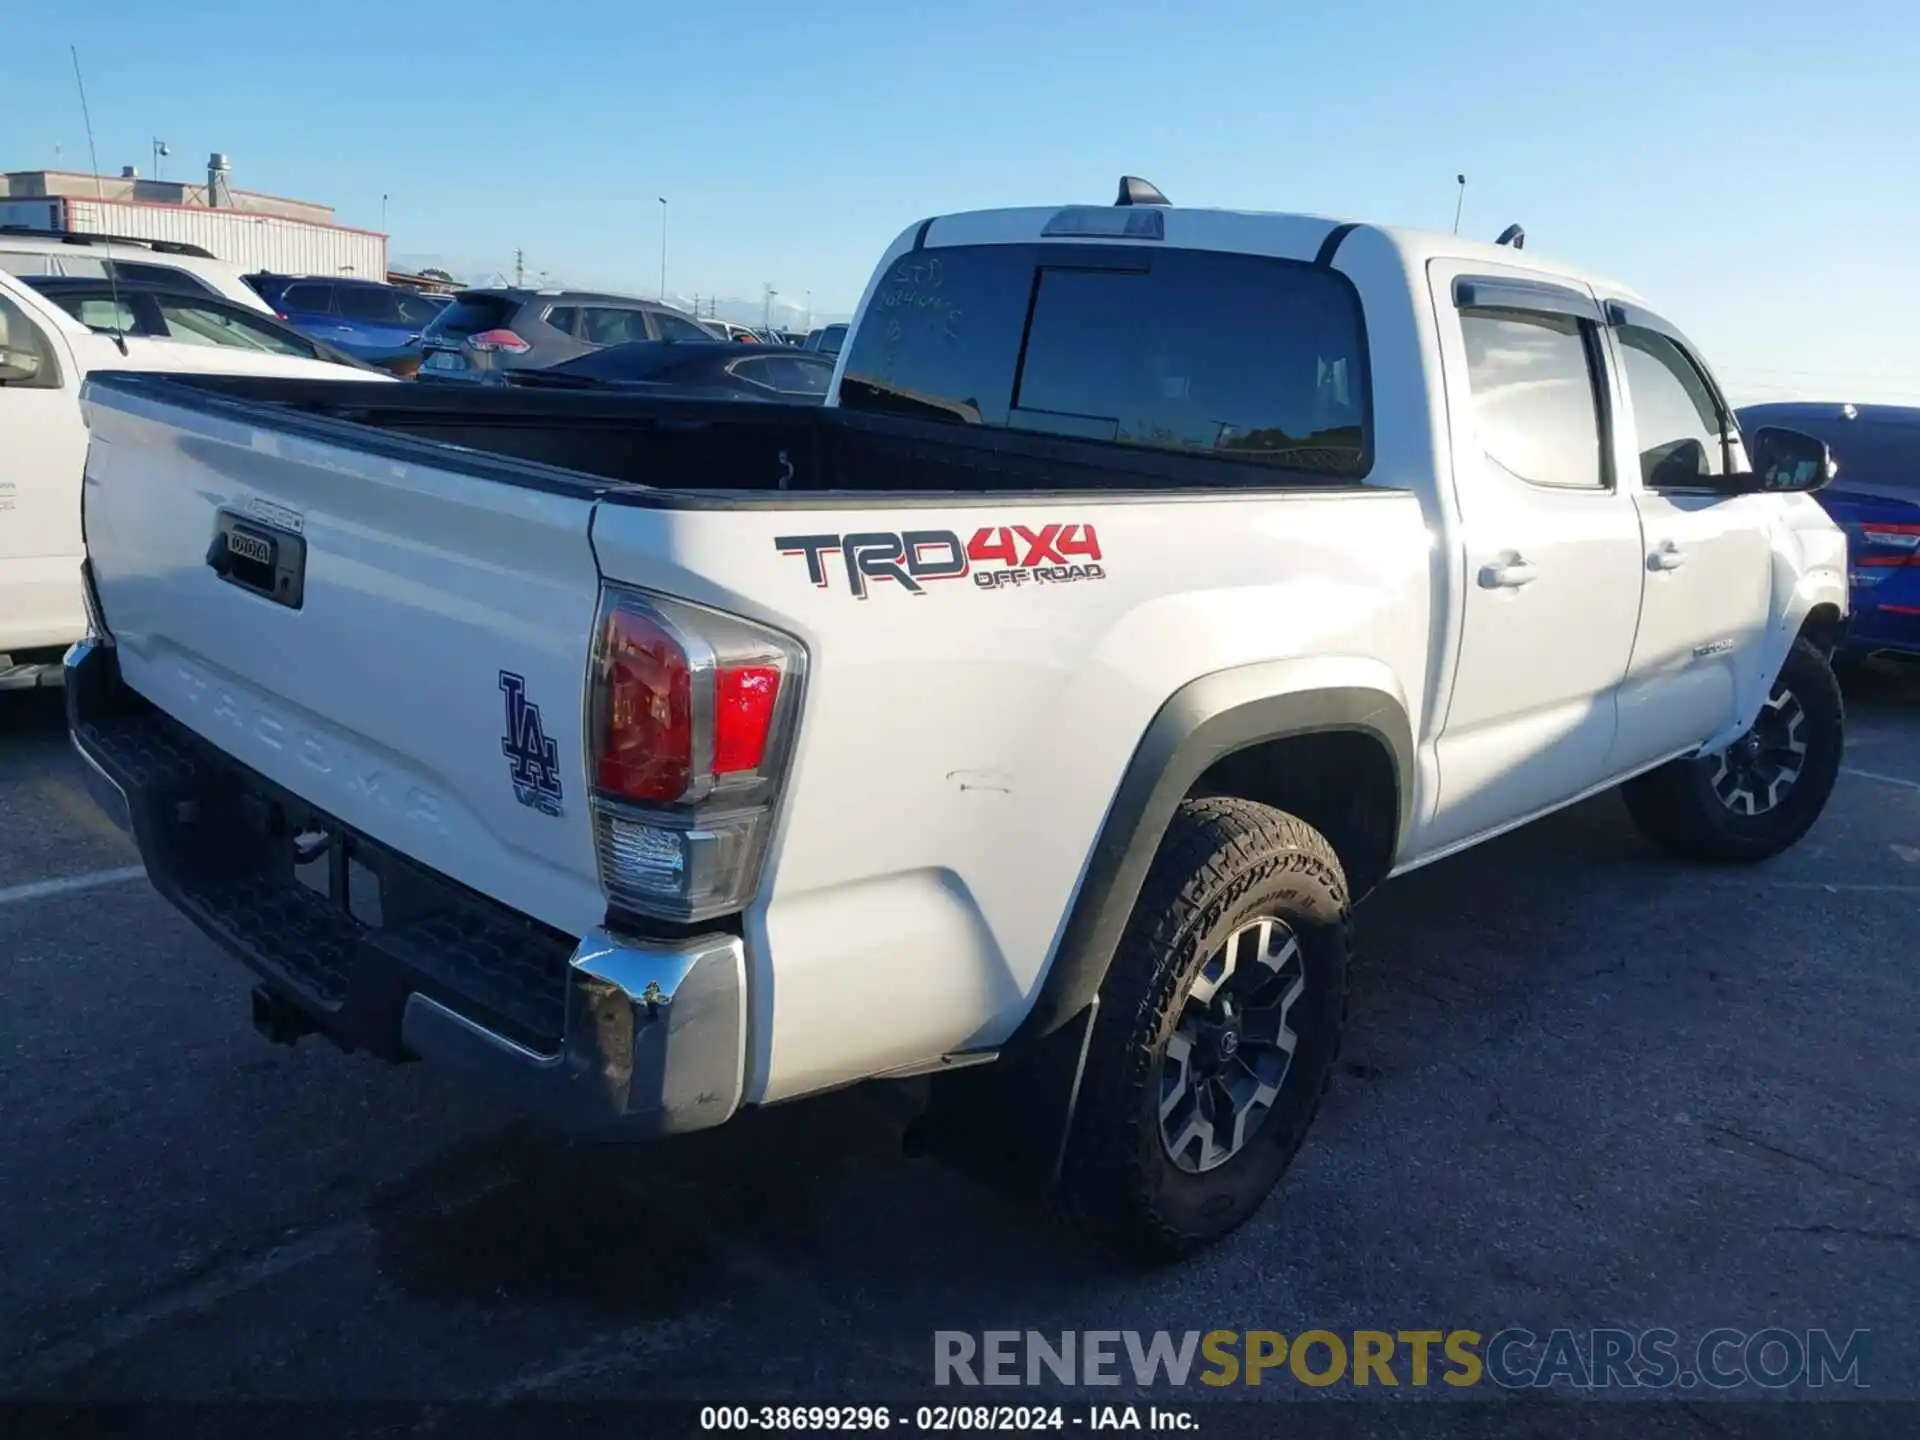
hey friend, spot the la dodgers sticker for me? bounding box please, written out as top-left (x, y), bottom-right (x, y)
top-left (498, 671), bottom-right (564, 817)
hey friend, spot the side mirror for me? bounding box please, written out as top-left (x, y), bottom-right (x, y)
top-left (0, 346), bottom-right (43, 384)
top-left (1744, 425), bottom-right (1837, 493)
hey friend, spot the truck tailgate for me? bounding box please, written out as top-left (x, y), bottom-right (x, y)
top-left (80, 376), bottom-right (610, 938)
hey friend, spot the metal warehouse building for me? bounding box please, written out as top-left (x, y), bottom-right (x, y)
top-left (0, 154), bottom-right (385, 280)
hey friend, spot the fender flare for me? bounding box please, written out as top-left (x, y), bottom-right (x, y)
top-left (1703, 566), bottom-right (1849, 754)
top-left (1012, 658), bottom-right (1415, 1042)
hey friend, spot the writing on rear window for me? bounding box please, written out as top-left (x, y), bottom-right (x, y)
top-left (839, 243), bottom-right (1370, 483)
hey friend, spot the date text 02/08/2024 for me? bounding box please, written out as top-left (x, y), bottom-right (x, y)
top-left (698, 1404), bottom-right (1193, 1431)
top-left (774, 524), bottom-right (1106, 599)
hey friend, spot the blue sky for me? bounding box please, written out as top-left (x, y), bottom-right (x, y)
top-left (15, 0), bottom-right (1919, 400)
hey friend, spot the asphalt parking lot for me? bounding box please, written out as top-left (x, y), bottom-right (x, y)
top-left (3, 667), bottom-right (1917, 1430)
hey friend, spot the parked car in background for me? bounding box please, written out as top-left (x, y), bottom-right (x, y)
top-left (802, 322), bottom-right (847, 356)
top-left (510, 339), bottom-right (835, 400)
top-left (415, 287), bottom-right (714, 382)
top-left (246, 275), bottom-right (448, 376)
top-left (0, 269), bottom-right (386, 690)
top-left (1741, 402), bottom-right (1920, 663)
top-left (702, 319), bottom-right (765, 344)
top-left (0, 227), bottom-right (277, 315)
top-left (24, 276), bottom-right (376, 372)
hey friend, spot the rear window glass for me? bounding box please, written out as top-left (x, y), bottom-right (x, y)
top-left (428, 294), bottom-right (519, 338)
top-left (839, 245), bottom-right (1368, 478)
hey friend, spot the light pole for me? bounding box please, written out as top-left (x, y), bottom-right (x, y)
top-left (805, 289), bottom-right (811, 332)
top-left (381, 192), bottom-right (389, 232)
top-left (765, 285), bottom-right (778, 332)
top-left (152, 138), bottom-right (168, 180)
top-left (658, 197), bottom-right (668, 302)
top-left (1452, 174), bottom-right (1466, 235)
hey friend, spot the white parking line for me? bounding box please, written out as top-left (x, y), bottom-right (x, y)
top-left (1843, 766), bottom-right (1920, 793)
top-left (0, 864), bottom-right (146, 908)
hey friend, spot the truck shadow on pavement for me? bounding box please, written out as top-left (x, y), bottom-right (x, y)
top-left (362, 661), bottom-right (1920, 1337)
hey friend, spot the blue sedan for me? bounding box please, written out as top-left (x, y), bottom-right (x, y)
top-left (1740, 402), bottom-right (1920, 662)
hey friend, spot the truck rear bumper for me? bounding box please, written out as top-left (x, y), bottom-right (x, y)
top-left (64, 638), bottom-right (746, 1138)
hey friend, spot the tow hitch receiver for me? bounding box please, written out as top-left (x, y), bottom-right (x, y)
top-left (251, 985), bottom-right (318, 1047)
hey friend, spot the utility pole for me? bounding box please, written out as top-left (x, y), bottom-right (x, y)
top-left (514, 248), bottom-right (525, 287)
top-left (1452, 174), bottom-right (1467, 235)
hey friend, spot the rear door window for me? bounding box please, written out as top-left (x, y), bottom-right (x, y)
top-left (579, 307), bottom-right (651, 346)
top-left (336, 286), bottom-right (406, 324)
top-left (839, 245), bottom-right (1368, 479)
top-left (280, 283), bottom-right (334, 315)
top-left (1459, 309), bottom-right (1607, 490)
top-left (152, 296), bottom-right (319, 357)
top-left (57, 295), bottom-right (140, 334)
top-left (760, 354), bottom-right (834, 395)
top-left (651, 310), bottom-right (712, 342)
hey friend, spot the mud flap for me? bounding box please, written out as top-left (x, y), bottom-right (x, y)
top-left (908, 1000), bottom-right (1099, 1201)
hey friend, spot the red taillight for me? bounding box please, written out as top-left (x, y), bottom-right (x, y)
top-left (714, 664), bottom-right (781, 773)
top-left (596, 607), bottom-right (694, 803)
top-left (587, 589), bottom-right (805, 922)
top-left (275, 310), bottom-right (288, 320)
top-left (592, 593), bottom-right (797, 807)
top-left (467, 328), bottom-right (532, 355)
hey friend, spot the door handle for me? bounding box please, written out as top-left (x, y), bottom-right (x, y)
top-left (1478, 557), bottom-right (1538, 589)
top-left (1648, 542), bottom-right (1689, 572)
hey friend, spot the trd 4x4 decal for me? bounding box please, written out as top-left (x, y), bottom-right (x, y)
top-left (774, 524), bottom-right (1105, 599)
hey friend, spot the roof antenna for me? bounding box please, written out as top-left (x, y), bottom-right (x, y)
top-left (1115, 175), bottom-right (1170, 207)
top-left (1495, 223), bottom-right (1526, 250)
top-left (70, 46), bottom-right (128, 356)
top-left (1452, 174), bottom-right (1466, 235)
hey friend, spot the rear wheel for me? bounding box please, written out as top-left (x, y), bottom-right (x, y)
top-left (1622, 636), bottom-right (1844, 863)
top-left (1056, 797), bottom-right (1351, 1262)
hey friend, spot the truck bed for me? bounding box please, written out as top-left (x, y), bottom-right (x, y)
top-left (82, 371), bottom-right (1370, 504)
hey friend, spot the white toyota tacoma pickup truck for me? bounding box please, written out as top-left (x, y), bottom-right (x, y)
top-left (68, 180), bottom-right (1849, 1259)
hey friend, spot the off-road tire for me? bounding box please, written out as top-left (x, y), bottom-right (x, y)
top-left (1056, 797), bottom-right (1352, 1263)
top-left (1621, 636), bottom-right (1844, 864)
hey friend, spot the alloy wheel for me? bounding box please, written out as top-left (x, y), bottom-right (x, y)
top-left (1708, 685), bottom-right (1808, 816)
top-left (1158, 916), bottom-right (1307, 1174)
